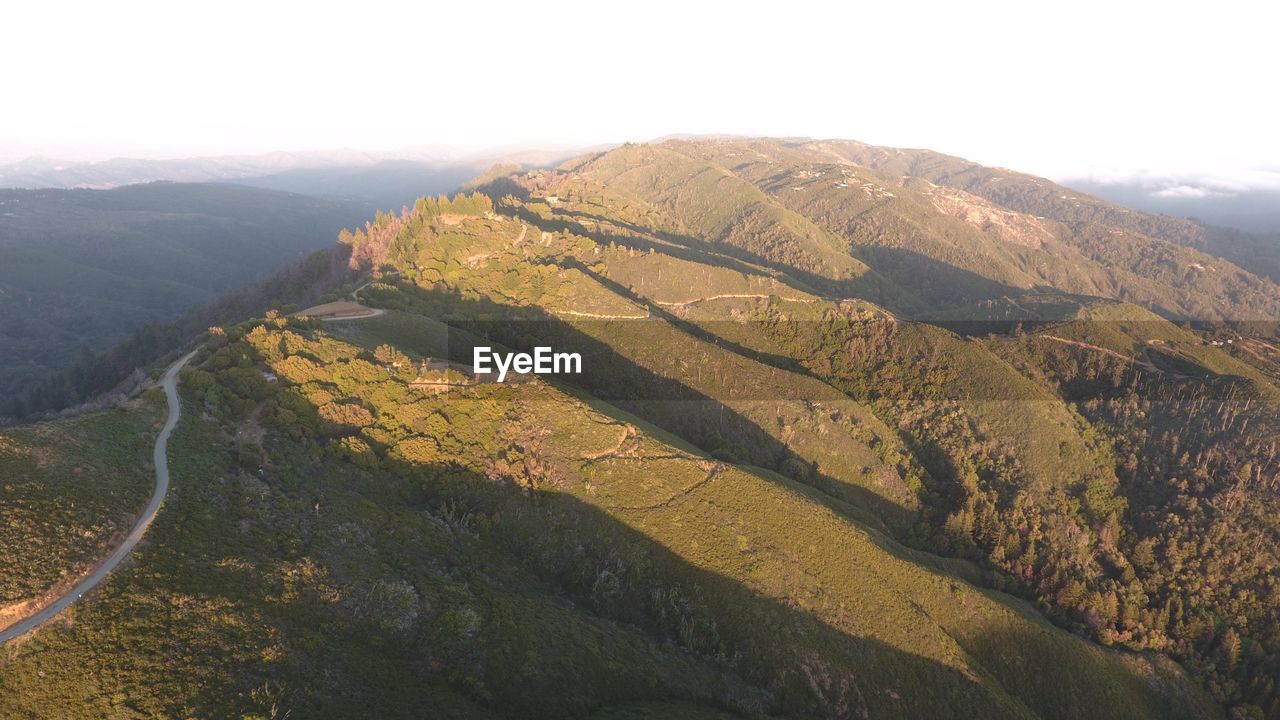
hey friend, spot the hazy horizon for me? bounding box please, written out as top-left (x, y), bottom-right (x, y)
top-left (5, 0), bottom-right (1278, 191)
top-left (6, 137), bottom-right (1279, 200)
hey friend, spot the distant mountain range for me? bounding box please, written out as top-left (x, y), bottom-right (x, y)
top-left (10, 145), bottom-right (1277, 238)
top-left (0, 149), bottom-right (390, 187)
top-left (0, 146), bottom-right (593, 210)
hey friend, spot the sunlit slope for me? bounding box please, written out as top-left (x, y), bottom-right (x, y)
top-left (257, 320), bottom-right (1220, 719)
top-left (433, 189), bottom-right (1118, 499)
top-left (551, 143), bottom-right (917, 310)
top-left (0, 402), bottom-right (158, 613)
top-left (552, 139), bottom-right (1280, 323)
top-left (801, 139), bottom-right (1280, 322)
top-left (357, 216), bottom-right (924, 528)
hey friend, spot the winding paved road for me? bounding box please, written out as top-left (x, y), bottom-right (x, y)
top-left (0, 350), bottom-right (195, 645)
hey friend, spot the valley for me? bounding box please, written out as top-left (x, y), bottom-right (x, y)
top-left (0, 183), bottom-right (373, 413)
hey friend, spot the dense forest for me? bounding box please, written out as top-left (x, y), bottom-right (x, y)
top-left (0, 182), bottom-right (371, 408)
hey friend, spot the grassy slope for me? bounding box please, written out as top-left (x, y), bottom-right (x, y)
top-left (560, 143), bottom-right (914, 310)
top-left (5, 316), bottom-right (1218, 719)
top-left (570, 139), bottom-right (1280, 324)
top-left (0, 400), bottom-right (158, 608)
top-left (801, 139), bottom-right (1280, 322)
top-left (480, 189), bottom-right (1117, 500)
top-left (0, 373), bottom-right (770, 719)
top-left (343, 207), bottom-right (1215, 716)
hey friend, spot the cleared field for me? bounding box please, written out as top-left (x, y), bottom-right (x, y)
top-left (293, 300), bottom-right (384, 320)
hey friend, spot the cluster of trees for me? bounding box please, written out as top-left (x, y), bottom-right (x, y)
top-left (4, 245), bottom-right (359, 420)
top-left (339, 193), bottom-right (494, 271)
top-left (1017, 337), bottom-right (1280, 716)
top-left (744, 303), bottom-right (1280, 717)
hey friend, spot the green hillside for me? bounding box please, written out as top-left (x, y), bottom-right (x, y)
top-left (0, 403), bottom-right (158, 608)
top-left (802, 140), bottom-right (1280, 321)
top-left (0, 314), bottom-right (1218, 719)
top-left (6, 139), bottom-right (1280, 718)
top-left (557, 140), bottom-right (1280, 323)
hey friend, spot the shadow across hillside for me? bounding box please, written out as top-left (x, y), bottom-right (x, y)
top-left (539, 205), bottom-right (912, 309)
top-left (206, 331), bottom-right (1210, 720)
top-left (556, 255), bottom-right (809, 375)
top-left (505, 204), bottom-right (827, 300)
top-left (502, 202), bottom-right (1032, 323)
top-left (379, 283), bottom-right (922, 536)
top-left (844, 246), bottom-right (1030, 318)
top-left (381, 461), bottom-right (1041, 720)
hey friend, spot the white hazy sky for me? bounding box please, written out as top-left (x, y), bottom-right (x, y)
top-left (3, 0), bottom-right (1277, 185)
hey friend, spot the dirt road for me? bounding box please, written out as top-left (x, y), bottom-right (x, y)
top-left (0, 351), bottom-right (195, 645)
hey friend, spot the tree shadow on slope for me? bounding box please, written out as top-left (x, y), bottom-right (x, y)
top-left (195, 331), bottom-right (1214, 720)
top-left (381, 283), bottom-right (921, 537)
top-left (504, 204), bottom-right (828, 300)
top-left (380, 459), bottom-right (1041, 720)
top-left (504, 204), bottom-right (1028, 321)
top-left (844, 246), bottom-right (1031, 320)
top-left (556, 254), bottom-right (809, 375)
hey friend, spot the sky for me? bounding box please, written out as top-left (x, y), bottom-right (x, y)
top-left (4, 0), bottom-right (1277, 187)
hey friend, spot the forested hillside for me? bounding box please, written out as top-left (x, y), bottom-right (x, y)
top-left (0, 182), bottom-right (372, 407)
top-left (805, 140), bottom-right (1280, 308)
top-left (0, 267), bottom-right (1219, 720)
top-left (5, 139), bottom-right (1280, 718)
